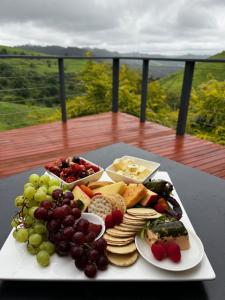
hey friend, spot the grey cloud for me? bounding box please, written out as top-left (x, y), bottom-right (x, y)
top-left (0, 0), bottom-right (224, 55)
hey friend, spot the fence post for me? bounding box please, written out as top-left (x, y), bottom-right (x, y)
top-left (140, 59), bottom-right (149, 122)
top-left (176, 61), bottom-right (195, 135)
top-left (58, 58), bottom-right (67, 122)
top-left (112, 58), bottom-right (120, 112)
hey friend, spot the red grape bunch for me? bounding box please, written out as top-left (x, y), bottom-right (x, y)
top-left (34, 188), bottom-right (108, 278)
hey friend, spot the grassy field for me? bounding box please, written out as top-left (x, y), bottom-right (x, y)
top-left (0, 101), bottom-right (59, 130)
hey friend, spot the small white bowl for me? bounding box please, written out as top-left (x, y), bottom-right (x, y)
top-left (106, 155), bottom-right (160, 184)
top-left (45, 157), bottom-right (104, 190)
top-left (80, 212), bottom-right (105, 240)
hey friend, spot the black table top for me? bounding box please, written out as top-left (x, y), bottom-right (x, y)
top-left (0, 142), bottom-right (224, 300)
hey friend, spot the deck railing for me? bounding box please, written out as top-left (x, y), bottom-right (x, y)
top-left (0, 55), bottom-right (225, 135)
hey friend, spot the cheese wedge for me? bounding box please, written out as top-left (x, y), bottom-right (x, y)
top-left (123, 184), bottom-right (147, 208)
top-left (72, 186), bottom-right (91, 212)
top-left (94, 181), bottom-right (127, 196)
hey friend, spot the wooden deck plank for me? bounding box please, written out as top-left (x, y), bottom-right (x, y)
top-left (0, 112), bottom-right (224, 179)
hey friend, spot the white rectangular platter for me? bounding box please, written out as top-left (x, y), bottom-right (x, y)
top-left (0, 171), bottom-right (215, 281)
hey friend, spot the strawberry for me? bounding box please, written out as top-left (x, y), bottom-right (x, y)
top-left (151, 241), bottom-right (167, 261)
top-left (112, 209), bottom-right (123, 225)
top-left (166, 241), bottom-right (181, 263)
top-left (105, 214), bottom-right (115, 229)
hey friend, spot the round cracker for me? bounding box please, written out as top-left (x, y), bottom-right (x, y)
top-left (107, 194), bottom-right (126, 214)
top-left (107, 242), bottom-right (136, 254)
top-left (106, 251), bottom-right (138, 267)
top-left (120, 222), bottom-right (143, 229)
top-left (103, 233), bottom-right (134, 243)
top-left (88, 195), bottom-right (112, 219)
top-left (123, 219), bottom-right (146, 226)
top-left (123, 213), bottom-right (146, 221)
top-left (127, 208), bottom-right (157, 216)
top-left (106, 240), bottom-right (134, 246)
top-left (114, 225), bottom-right (137, 233)
top-left (106, 228), bottom-right (135, 238)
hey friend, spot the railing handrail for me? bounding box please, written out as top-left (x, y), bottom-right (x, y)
top-left (0, 54), bottom-right (225, 135)
top-left (0, 54), bottom-right (225, 63)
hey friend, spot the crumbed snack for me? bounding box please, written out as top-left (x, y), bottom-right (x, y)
top-left (123, 184), bottom-right (148, 208)
top-left (88, 195), bottom-right (113, 219)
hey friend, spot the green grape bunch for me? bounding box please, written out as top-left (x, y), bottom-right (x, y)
top-left (11, 173), bottom-right (60, 267)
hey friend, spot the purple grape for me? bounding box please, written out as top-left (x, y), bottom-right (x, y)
top-left (47, 219), bottom-right (61, 232)
top-left (75, 254), bottom-right (88, 270)
top-left (46, 209), bottom-right (54, 221)
top-left (71, 208), bottom-right (81, 219)
top-left (76, 218), bottom-right (89, 233)
top-left (70, 201), bottom-right (77, 208)
top-left (64, 192), bottom-right (74, 200)
top-left (61, 205), bottom-right (71, 216)
top-left (63, 226), bottom-right (74, 240)
top-left (62, 198), bottom-right (71, 206)
top-left (84, 263), bottom-right (97, 278)
top-left (88, 249), bottom-right (99, 262)
top-left (85, 232), bottom-right (96, 243)
top-left (96, 255), bottom-right (108, 271)
top-left (70, 246), bottom-right (84, 259)
top-left (72, 232), bottom-right (85, 245)
top-left (63, 215), bottom-right (75, 227)
top-left (52, 189), bottom-right (63, 200)
top-left (56, 240), bottom-right (70, 256)
top-left (52, 207), bottom-right (65, 219)
top-left (40, 200), bottom-right (52, 209)
top-left (95, 238), bottom-right (107, 253)
top-left (34, 207), bottom-right (47, 220)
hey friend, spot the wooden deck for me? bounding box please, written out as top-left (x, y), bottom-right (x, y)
top-left (0, 112), bottom-right (225, 179)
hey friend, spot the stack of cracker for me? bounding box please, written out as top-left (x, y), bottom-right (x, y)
top-left (104, 208), bottom-right (161, 267)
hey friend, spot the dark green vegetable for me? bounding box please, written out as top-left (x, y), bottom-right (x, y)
top-left (149, 219), bottom-right (188, 238)
top-left (144, 179), bottom-right (173, 197)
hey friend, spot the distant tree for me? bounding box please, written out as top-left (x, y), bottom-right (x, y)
top-left (0, 48), bottom-right (8, 54)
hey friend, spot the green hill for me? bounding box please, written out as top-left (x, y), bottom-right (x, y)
top-left (0, 45), bottom-right (86, 73)
top-left (160, 51), bottom-right (225, 103)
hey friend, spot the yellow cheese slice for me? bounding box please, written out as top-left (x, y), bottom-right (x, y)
top-left (72, 186), bottom-right (91, 212)
top-left (95, 181), bottom-right (127, 196)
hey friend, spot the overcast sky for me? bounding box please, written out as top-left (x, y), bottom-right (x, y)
top-left (0, 0), bottom-right (224, 55)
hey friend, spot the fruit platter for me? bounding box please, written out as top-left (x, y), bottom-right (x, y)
top-left (0, 155), bottom-right (215, 281)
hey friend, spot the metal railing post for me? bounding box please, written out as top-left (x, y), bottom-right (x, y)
top-left (140, 59), bottom-right (149, 122)
top-left (176, 61), bottom-right (195, 135)
top-left (58, 58), bottom-right (67, 122)
top-left (112, 58), bottom-right (120, 112)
